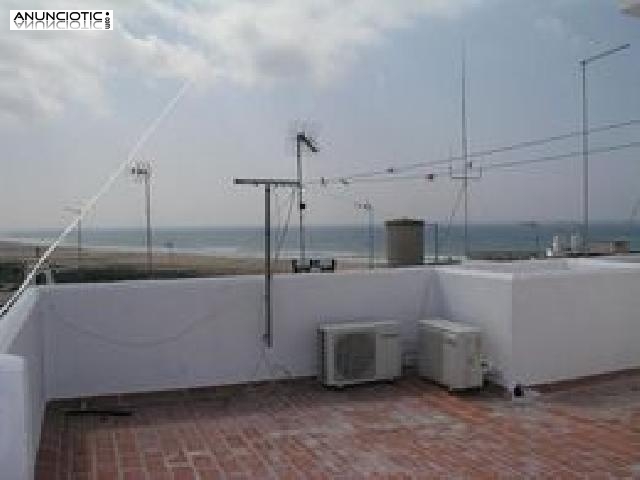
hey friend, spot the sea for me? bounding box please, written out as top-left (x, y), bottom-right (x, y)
top-left (2, 222), bottom-right (640, 261)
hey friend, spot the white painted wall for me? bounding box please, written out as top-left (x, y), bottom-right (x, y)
top-left (42, 268), bottom-right (433, 399)
top-left (3, 260), bottom-right (640, 479)
top-left (0, 355), bottom-right (30, 480)
top-left (431, 267), bottom-right (515, 386)
top-left (0, 289), bottom-right (44, 480)
top-left (511, 267), bottom-right (640, 385)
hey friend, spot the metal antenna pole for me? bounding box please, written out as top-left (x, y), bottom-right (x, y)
top-left (581, 60), bottom-right (589, 255)
top-left (296, 137), bottom-right (304, 264)
top-left (450, 50), bottom-right (481, 259)
top-left (294, 131), bottom-right (319, 268)
top-left (462, 47), bottom-right (469, 259)
top-left (368, 205), bottom-right (374, 270)
top-left (579, 43), bottom-right (630, 255)
top-left (234, 178), bottom-right (300, 348)
top-left (265, 184), bottom-right (272, 347)
top-left (77, 219), bottom-right (82, 269)
top-left (145, 172), bottom-right (152, 277)
top-left (434, 223), bottom-right (439, 264)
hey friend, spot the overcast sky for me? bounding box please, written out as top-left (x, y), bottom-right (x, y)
top-left (1, 0), bottom-right (639, 229)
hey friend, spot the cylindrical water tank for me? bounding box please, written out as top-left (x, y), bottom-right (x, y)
top-left (385, 219), bottom-right (424, 267)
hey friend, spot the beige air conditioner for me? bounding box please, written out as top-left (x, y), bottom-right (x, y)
top-left (418, 318), bottom-right (483, 390)
top-left (317, 321), bottom-right (401, 387)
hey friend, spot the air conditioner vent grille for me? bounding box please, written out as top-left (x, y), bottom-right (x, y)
top-left (334, 332), bottom-right (376, 381)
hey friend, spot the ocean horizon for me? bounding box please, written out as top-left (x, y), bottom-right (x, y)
top-left (2, 222), bottom-right (639, 260)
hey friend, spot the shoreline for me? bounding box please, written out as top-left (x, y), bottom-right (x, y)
top-left (0, 240), bottom-right (368, 280)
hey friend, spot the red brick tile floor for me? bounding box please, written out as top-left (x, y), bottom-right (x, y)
top-left (36, 373), bottom-right (640, 479)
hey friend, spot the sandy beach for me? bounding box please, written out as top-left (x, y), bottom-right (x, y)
top-left (0, 240), bottom-right (303, 277)
top-left (0, 239), bottom-right (365, 290)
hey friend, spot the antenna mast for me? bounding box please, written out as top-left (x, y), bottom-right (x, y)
top-left (234, 178), bottom-right (300, 348)
top-left (450, 46), bottom-right (481, 259)
top-left (295, 130), bottom-right (319, 267)
top-left (462, 46), bottom-right (469, 258)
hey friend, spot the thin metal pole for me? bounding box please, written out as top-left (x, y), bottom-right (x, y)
top-left (265, 184), bottom-right (272, 348)
top-left (581, 60), bottom-right (588, 255)
top-left (77, 219), bottom-right (82, 269)
top-left (578, 43), bottom-right (630, 255)
top-left (234, 178), bottom-right (298, 348)
top-left (462, 48), bottom-right (469, 258)
top-left (145, 173), bottom-right (152, 277)
top-left (368, 206), bottom-right (374, 269)
top-left (434, 223), bottom-right (439, 264)
top-left (296, 138), bottom-right (304, 265)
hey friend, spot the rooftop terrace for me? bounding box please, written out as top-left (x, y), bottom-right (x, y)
top-left (36, 372), bottom-right (640, 479)
top-left (3, 258), bottom-right (640, 479)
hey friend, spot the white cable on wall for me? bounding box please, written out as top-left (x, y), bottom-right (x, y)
top-left (0, 80), bottom-right (192, 319)
top-left (43, 283), bottom-right (240, 348)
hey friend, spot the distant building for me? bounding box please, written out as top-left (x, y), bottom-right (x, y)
top-left (621, 0), bottom-right (640, 17)
top-left (589, 240), bottom-right (630, 255)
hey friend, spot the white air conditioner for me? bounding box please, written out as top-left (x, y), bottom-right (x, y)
top-left (318, 321), bottom-right (401, 387)
top-left (418, 318), bottom-right (483, 390)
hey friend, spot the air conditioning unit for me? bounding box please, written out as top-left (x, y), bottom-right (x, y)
top-left (417, 318), bottom-right (483, 390)
top-left (317, 321), bottom-right (401, 387)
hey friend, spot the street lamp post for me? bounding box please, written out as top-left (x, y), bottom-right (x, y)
top-left (579, 43), bottom-right (630, 255)
top-left (356, 201), bottom-right (375, 269)
top-left (64, 207), bottom-right (82, 268)
top-left (131, 161), bottom-right (153, 277)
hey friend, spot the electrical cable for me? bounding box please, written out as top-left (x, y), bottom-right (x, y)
top-left (305, 186), bottom-right (399, 219)
top-left (43, 282), bottom-right (238, 348)
top-left (275, 190), bottom-right (295, 260)
top-left (310, 118), bottom-right (640, 185)
top-left (307, 139), bottom-right (640, 186)
top-left (481, 140), bottom-right (640, 173)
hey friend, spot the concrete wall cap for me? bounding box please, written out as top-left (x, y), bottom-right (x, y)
top-left (0, 354), bottom-right (25, 373)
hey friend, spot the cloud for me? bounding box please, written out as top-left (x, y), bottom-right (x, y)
top-left (0, 0), bottom-right (478, 122)
top-left (534, 15), bottom-right (584, 47)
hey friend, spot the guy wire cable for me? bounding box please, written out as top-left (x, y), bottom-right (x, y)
top-left (0, 80), bottom-right (192, 319)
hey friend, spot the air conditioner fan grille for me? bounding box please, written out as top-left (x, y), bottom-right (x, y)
top-left (334, 332), bottom-right (376, 381)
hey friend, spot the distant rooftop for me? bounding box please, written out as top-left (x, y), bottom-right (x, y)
top-left (621, 0), bottom-right (640, 17)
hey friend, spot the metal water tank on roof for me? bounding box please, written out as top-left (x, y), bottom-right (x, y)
top-left (385, 218), bottom-right (424, 267)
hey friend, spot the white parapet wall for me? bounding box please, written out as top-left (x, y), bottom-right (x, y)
top-left (2, 259), bottom-right (640, 479)
top-left (511, 264), bottom-right (640, 385)
top-left (41, 268), bottom-right (433, 399)
top-left (0, 289), bottom-right (45, 480)
top-left (431, 267), bottom-right (515, 386)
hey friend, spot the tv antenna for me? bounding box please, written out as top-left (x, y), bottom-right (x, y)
top-left (450, 46), bottom-right (481, 258)
top-left (295, 130), bottom-right (319, 266)
top-left (234, 178), bottom-right (300, 348)
top-left (130, 159), bottom-right (153, 277)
